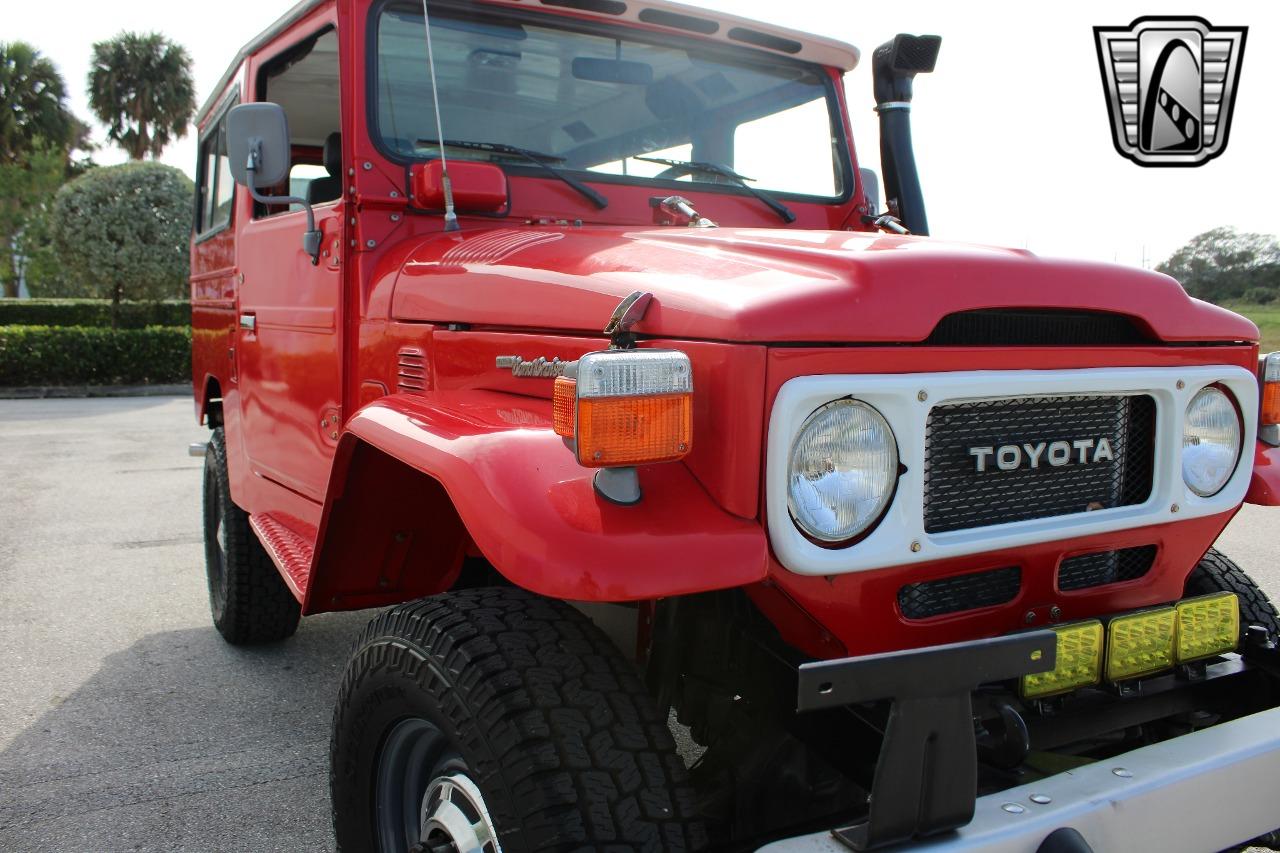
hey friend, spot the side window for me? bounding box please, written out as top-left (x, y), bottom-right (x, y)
top-left (257, 28), bottom-right (340, 218)
top-left (197, 117), bottom-right (235, 236)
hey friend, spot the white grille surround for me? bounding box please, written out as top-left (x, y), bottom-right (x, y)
top-left (766, 366), bottom-right (1259, 577)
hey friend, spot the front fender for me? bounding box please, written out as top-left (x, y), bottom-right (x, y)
top-left (317, 392), bottom-right (767, 604)
top-left (1246, 441), bottom-right (1280, 505)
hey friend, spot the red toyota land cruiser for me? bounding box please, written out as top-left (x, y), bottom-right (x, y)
top-left (189, 1), bottom-right (1280, 850)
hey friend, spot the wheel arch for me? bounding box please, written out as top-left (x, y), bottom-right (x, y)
top-left (198, 373), bottom-right (224, 427)
top-left (303, 391), bottom-right (767, 614)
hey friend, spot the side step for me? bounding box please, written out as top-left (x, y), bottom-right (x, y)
top-left (249, 512), bottom-right (315, 602)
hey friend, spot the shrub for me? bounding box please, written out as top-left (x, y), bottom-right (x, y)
top-left (50, 162), bottom-right (193, 324)
top-left (0, 298), bottom-right (189, 328)
top-left (0, 325), bottom-right (190, 386)
top-left (1243, 287), bottom-right (1277, 305)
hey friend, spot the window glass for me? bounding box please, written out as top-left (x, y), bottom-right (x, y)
top-left (198, 119), bottom-right (234, 234)
top-left (200, 143), bottom-right (218, 230)
top-left (210, 124), bottom-right (235, 229)
top-left (375, 6), bottom-right (844, 198)
top-left (257, 28), bottom-right (341, 218)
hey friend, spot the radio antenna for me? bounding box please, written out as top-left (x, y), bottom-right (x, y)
top-left (420, 0), bottom-right (458, 231)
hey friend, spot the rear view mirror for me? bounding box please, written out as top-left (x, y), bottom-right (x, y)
top-left (226, 102), bottom-right (321, 264)
top-left (227, 103), bottom-right (292, 187)
top-left (860, 168), bottom-right (881, 214)
top-left (571, 57), bottom-right (654, 85)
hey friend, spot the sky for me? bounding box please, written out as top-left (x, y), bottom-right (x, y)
top-left (10, 0), bottom-right (1279, 269)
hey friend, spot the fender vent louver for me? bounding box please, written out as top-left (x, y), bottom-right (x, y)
top-left (1058, 545), bottom-right (1157, 591)
top-left (396, 346), bottom-right (428, 393)
top-left (898, 566), bottom-right (1022, 620)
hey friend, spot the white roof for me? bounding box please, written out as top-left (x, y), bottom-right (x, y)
top-left (198, 0), bottom-right (860, 125)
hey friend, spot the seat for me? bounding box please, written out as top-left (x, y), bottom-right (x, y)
top-left (306, 132), bottom-right (343, 205)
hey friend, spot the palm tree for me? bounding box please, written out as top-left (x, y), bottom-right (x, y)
top-left (0, 41), bottom-right (74, 164)
top-left (88, 33), bottom-right (195, 161)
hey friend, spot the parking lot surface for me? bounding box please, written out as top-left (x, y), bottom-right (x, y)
top-left (1, 395), bottom-right (1277, 851)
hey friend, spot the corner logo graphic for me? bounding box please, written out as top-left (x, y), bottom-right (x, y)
top-left (1095, 17), bottom-right (1247, 166)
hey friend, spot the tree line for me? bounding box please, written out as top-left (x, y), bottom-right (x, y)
top-left (1, 34), bottom-right (194, 316)
top-left (1155, 227), bottom-right (1280, 306)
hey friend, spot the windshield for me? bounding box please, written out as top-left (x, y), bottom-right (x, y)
top-left (374, 4), bottom-right (846, 199)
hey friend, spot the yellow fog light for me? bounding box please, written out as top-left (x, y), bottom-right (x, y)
top-left (1106, 607), bottom-right (1176, 681)
top-left (1176, 592), bottom-right (1239, 663)
top-left (1022, 620), bottom-right (1104, 699)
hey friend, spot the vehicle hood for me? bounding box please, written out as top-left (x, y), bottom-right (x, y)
top-left (389, 226), bottom-right (1256, 344)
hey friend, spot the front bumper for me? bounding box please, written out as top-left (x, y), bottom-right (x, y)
top-left (761, 703), bottom-right (1280, 853)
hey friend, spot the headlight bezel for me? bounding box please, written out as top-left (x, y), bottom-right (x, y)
top-left (786, 397), bottom-right (901, 547)
top-left (1182, 383), bottom-right (1244, 498)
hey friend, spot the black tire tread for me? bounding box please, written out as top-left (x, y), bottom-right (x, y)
top-left (331, 587), bottom-right (704, 852)
top-left (204, 427), bottom-right (301, 644)
top-left (1185, 547), bottom-right (1280, 635)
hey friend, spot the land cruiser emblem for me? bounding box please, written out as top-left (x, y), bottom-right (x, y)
top-left (496, 356), bottom-right (570, 378)
top-left (970, 439), bottom-right (1114, 473)
top-left (1094, 17), bottom-right (1246, 167)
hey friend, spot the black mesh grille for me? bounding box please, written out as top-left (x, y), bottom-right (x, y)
top-left (898, 566), bottom-right (1022, 620)
top-left (926, 310), bottom-right (1148, 346)
top-left (924, 395), bottom-right (1156, 534)
top-left (1058, 545), bottom-right (1157, 591)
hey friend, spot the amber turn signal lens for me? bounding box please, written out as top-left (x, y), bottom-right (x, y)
top-left (552, 376), bottom-right (576, 438)
top-left (576, 394), bottom-right (692, 467)
top-left (1261, 353), bottom-right (1280, 446)
top-left (1263, 382), bottom-right (1280, 427)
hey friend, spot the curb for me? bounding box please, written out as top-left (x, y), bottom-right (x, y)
top-left (0, 384), bottom-right (190, 400)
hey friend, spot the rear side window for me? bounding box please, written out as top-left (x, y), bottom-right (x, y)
top-left (197, 118), bottom-right (235, 236)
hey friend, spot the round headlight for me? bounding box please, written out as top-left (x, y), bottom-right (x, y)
top-left (1182, 386), bottom-right (1242, 497)
top-left (788, 399), bottom-right (898, 543)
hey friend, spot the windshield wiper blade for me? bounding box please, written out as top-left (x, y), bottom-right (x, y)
top-left (417, 138), bottom-right (608, 210)
top-left (634, 156), bottom-right (796, 224)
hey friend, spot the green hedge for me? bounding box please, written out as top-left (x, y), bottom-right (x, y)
top-left (0, 325), bottom-right (191, 387)
top-left (0, 299), bottom-right (190, 329)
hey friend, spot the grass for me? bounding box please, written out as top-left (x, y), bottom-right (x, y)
top-left (1219, 302), bottom-right (1280, 353)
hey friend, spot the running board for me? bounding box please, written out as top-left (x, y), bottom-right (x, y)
top-left (249, 512), bottom-right (316, 602)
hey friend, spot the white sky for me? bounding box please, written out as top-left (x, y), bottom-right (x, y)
top-left (10, 0), bottom-right (1279, 268)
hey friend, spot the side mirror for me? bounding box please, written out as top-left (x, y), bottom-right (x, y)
top-left (226, 102), bottom-right (321, 264)
top-left (227, 103), bottom-right (292, 188)
top-left (859, 168), bottom-right (881, 215)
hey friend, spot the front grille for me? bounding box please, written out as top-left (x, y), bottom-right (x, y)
top-left (926, 310), bottom-right (1148, 346)
top-left (1058, 545), bottom-right (1157, 591)
top-left (898, 566), bottom-right (1022, 619)
top-left (924, 394), bottom-right (1156, 534)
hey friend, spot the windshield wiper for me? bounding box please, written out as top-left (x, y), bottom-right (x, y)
top-left (417, 138), bottom-right (608, 210)
top-left (633, 157), bottom-right (796, 224)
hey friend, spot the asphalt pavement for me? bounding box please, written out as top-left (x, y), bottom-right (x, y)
top-left (0, 396), bottom-right (1277, 852)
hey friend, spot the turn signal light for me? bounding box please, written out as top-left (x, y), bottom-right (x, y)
top-left (1021, 620), bottom-right (1104, 699)
top-left (1106, 607), bottom-right (1177, 681)
top-left (554, 349), bottom-right (693, 467)
top-left (1261, 353), bottom-right (1280, 445)
top-left (1176, 592), bottom-right (1239, 663)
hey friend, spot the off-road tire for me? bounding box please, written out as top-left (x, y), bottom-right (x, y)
top-left (202, 427), bottom-right (300, 644)
top-left (330, 587), bottom-right (705, 852)
top-left (1185, 547), bottom-right (1280, 639)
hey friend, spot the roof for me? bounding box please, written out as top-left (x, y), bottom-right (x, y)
top-left (197, 0), bottom-right (860, 126)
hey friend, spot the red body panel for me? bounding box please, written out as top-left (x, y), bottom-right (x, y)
top-left (314, 393), bottom-right (766, 605)
top-left (387, 228), bottom-right (1256, 344)
top-left (188, 0), bottom-right (1271, 659)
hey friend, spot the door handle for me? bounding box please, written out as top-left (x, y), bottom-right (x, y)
top-left (239, 313), bottom-right (256, 332)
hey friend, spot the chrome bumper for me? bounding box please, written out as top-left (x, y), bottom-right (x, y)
top-left (758, 705), bottom-right (1280, 853)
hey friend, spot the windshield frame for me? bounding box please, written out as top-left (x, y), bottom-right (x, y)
top-left (365, 0), bottom-right (855, 207)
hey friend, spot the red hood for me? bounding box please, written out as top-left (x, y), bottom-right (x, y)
top-left (390, 227), bottom-right (1257, 344)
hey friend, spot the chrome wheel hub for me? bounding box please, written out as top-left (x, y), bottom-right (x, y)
top-left (419, 773), bottom-right (500, 853)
